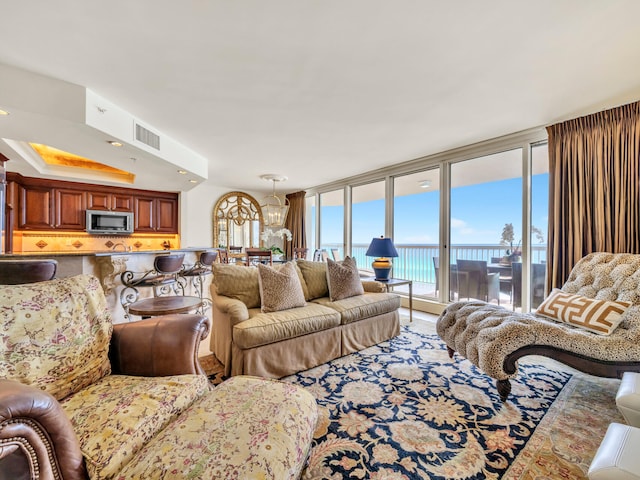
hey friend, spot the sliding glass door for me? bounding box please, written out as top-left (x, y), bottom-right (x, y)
top-left (352, 181), bottom-right (385, 269)
top-left (450, 149), bottom-right (523, 309)
top-left (393, 169), bottom-right (440, 298)
top-left (319, 189), bottom-right (344, 260)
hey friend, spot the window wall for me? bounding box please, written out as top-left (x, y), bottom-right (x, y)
top-left (450, 149), bottom-right (523, 307)
top-left (351, 181), bottom-right (385, 268)
top-left (307, 128), bottom-right (548, 312)
top-left (393, 169), bottom-right (440, 297)
top-left (319, 189), bottom-right (344, 259)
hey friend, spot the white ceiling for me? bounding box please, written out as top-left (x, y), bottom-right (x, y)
top-left (1, 0), bottom-right (640, 195)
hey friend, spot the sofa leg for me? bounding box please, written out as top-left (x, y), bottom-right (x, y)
top-left (447, 346), bottom-right (455, 358)
top-left (497, 379), bottom-right (511, 402)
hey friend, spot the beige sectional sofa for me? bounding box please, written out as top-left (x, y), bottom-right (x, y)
top-left (210, 259), bottom-right (401, 377)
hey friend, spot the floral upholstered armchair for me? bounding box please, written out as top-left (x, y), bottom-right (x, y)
top-left (0, 274), bottom-right (318, 480)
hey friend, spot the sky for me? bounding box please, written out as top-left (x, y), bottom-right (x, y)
top-left (318, 173), bottom-right (549, 247)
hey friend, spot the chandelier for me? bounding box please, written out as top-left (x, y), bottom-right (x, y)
top-left (260, 174), bottom-right (289, 227)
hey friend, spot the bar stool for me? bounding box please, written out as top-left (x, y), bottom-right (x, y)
top-left (181, 250), bottom-right (218, 313)
top-left (120, 253), bottom-right (187, 320)
top-left (0, 259), bottom-right (57, 284)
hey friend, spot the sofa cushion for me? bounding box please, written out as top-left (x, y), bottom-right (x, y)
top-left (257, 262), bottom-right (306, 313)
top-left (326, 256), bottom-right (364, 301)
top-left (296, 259), bottom-right (329, 300)
top-left (312, 292), bottom-right (402, 325)
top-left (234, 304), bottom-right (341, 349)
top-left (0, 274), bottom-right (113, 401)
top-left (536, 288), bottom-right (632, 335)
top-left (60, 373), bottom-right (209, 480)
top-left (115, 376), bottom-right (318, 480)
top-left (212, 263), bottom-right (261, 308)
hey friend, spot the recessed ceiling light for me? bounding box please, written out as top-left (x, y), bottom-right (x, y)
top-left (177, 170), bottom-right (187, 175)
top-left (189, 179), bottom-right (198, 183)
top-left (108, 141), bottom-right (123, 147)
top-left (419, 180), bottom-right (432, 189)
top-left (0, 109), bottom-right (9, 116)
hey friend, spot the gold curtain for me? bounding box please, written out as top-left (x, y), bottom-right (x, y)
top-left (546, 100), bottom-right (640, 290)
top-left (284, 191), bottom-right (307, 260)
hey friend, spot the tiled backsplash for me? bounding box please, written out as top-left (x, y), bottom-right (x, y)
top-left (12, 231), bottom-right (180, 253)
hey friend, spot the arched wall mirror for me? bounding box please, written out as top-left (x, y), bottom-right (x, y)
top-left (213, 191), bottom-right (263, 250)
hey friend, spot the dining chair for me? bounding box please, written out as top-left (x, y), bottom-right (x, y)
top-left (245, 248), bottom-right (273, 266)
top-left (456, 259), bottom-right (500, 304)
top-left (0, 259), bottom-right (58, 284)
top-left (330, 248), bottom-right (342, 261)
top-left (217, 248), bottom-right (230, 264)
top-left (229, 246), bottom-right (243, 253)
top-left (293, 247), bottom-right (308, 260)
top-left (312, 249), bottom-right (329, 262)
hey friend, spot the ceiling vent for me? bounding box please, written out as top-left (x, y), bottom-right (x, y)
top-left (135, 123), bottom-right (160, 150)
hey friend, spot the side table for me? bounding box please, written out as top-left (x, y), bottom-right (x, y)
top-left (128, 296), bottom-right (204, 319)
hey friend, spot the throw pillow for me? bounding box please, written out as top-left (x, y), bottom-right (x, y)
top-left (212, 263), bottom-right (261, 308)
top-left (326, 256), bottom-right (364, 301)
top-left (536, 288), bottom-right (632, 335)
top-left (257, 262), bottom-right (306, 313)
top-left (296, 259), bottom-right (329, 300)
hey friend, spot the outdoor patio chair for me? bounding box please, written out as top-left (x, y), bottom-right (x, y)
top-left (456, 259), bottom-right (500, 304)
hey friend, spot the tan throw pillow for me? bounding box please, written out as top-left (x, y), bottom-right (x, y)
top-left (536, 288), bottom-right (632, 335)
top-left (296, 259), bottom-right (329, 300)
top-left (326, 256), bottom-right (365, 301)
top-left (257, 262), bottom-right (306, 313)
top-left (212, 263), bottom-right (261, 308)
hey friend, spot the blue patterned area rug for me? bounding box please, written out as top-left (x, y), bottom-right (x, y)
top-left (282, 325), bottom-right (573, 480)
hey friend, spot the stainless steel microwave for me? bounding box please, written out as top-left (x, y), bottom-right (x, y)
top-left (86, 210), bottom-right (134, 235)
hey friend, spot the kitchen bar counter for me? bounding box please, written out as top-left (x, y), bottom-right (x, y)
top-left (0, 248), bottom-right (215, 320)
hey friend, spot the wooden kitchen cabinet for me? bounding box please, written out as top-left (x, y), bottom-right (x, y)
top-left (8, 173), bottom-right (179, 235)
top-left (18, 184), bottom-right (54, 229)
top-left (55, 189), bottom-right (87, 230)
top-left (87, 192), bottom-right (134, 212)
top-left (134, 196), bottom-right (177, 233)
top-left (156, 197), bottom-right (178, 232)
top-left (134, 196), bottom-right (156, 232)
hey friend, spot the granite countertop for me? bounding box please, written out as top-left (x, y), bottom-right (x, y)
top-left (1, 247), bottom-right (217, 258)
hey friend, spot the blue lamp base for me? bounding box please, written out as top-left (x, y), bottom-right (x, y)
top-left (371, 258), bottom-right (392, 281)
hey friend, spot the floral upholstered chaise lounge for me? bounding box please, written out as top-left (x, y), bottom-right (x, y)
top-left (0, 274), bottom-right (317, 479)
top-left (437, 252), bottom-right (640, 401)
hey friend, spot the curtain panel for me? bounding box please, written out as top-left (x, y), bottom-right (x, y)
top-left (284, 191), bottom-right (306, 261)
top-left (546, 100), bottom-right (640, 290)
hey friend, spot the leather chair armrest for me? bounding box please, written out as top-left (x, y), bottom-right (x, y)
top-left (0, 379), bottom-right (87, 480)
top-left (110, 314), bottom-right (211, 376)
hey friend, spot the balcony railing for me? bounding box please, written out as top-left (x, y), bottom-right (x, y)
top-left (319, 243), bottom-right (547, 302)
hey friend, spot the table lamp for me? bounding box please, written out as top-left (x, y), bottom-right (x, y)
top-left (365, 236), bottom-right (399, 281)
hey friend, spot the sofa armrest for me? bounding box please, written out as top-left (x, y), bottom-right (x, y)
top-left (110, 314), bottom-right (211, 376)
top-left (0, 379), bottom-right (87, 480)
top-left (362, 280), bottom-right (387, 293)
top-left (213, 295), bottom-right (250, 325)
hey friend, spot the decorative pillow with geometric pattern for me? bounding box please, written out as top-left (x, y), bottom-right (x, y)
top-left (326, 256), bottom-right (364, 301)
top-left (257, 262), bottom-right (306, 313)
top-left (536, 288), bottom-right (632, 335)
